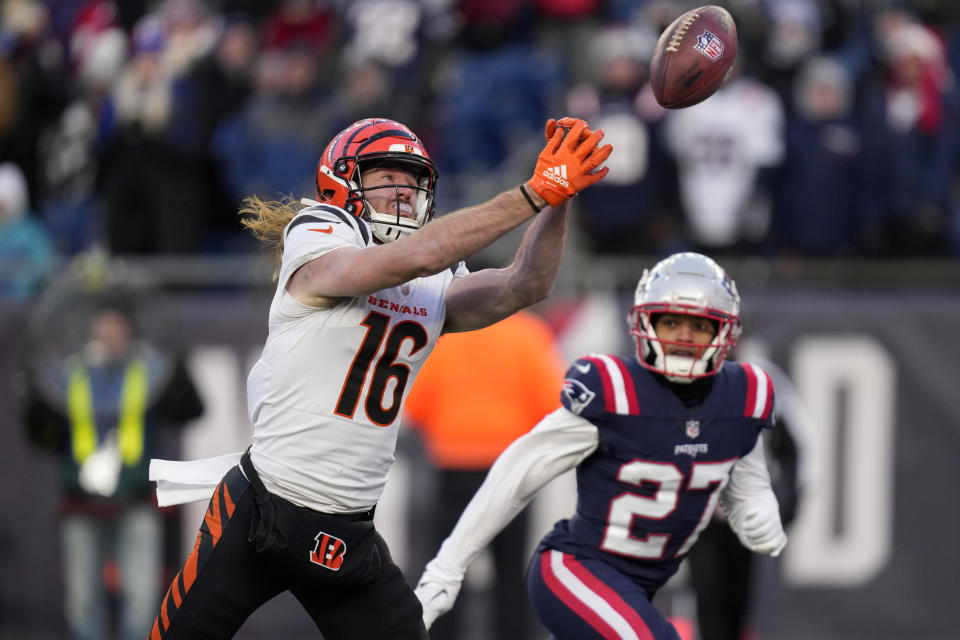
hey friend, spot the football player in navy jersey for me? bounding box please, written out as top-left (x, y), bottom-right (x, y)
top-left (416, 252), bottom-right (787, 639)
top-left (145, 116), bottom-right (611, 640)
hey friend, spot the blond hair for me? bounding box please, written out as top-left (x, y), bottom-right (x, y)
top-left (239, 195), bottom-right (302, 280)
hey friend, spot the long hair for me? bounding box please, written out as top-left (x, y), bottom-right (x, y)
top-left (238, 195), bottom-right (302, 280)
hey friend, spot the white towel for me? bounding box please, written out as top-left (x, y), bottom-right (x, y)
top-left (149, 452), bottom-right (244, 506)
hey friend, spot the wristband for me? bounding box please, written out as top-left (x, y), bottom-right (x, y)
top-left (519, 183), bottom-right (543, 213)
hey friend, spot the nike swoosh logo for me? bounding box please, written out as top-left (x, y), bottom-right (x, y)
top-left (574, 362), bottom-right (591, 374)
top-left (310, 226), bottom-right (334, 234)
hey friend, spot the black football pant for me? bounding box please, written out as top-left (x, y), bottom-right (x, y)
top-left (687, 519), bottom-right (754, 640)
top-left (147, 465), bottom-right (426, 640)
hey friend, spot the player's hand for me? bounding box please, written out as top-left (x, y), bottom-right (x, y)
top-left (738, 508), bottom-right (788, 557)
top-left (543, 117), bottom-right (586, 142)
top-left (414, 577), bottom-right (460, 629)
top-left (527, 117), bottom-right (612, 207)
top-left (414, 557), bottom-right (464, 629)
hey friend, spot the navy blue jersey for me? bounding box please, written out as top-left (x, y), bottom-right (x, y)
top-left (541, 354), bottom-right (775, 593)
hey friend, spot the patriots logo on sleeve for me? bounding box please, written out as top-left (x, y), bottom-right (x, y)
top-left (562, 378), bottom-right (596, 415)
top-left (561, 354), bottom-right (642, 418)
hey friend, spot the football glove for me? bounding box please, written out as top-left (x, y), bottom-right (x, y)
top-left (543, 116), bottom-right (586, 142)
top-left (527, 117), bottom-right (612, 207)
top-left (736, 508), bottom-right (788, 557)
top-left (414, 556), bottom-right (464, 630)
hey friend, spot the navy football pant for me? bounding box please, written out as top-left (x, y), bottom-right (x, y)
top-left (527, 548), bottom-right (681, 640)
top-left (147, 466), bottom-right (426, 639)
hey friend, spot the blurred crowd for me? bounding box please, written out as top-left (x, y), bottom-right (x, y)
top-left (2, 0), bottom-right (960, 298)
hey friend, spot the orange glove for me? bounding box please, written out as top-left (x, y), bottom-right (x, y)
top-left (527, 117), bottom-right (613, 207)
top-left (543, 117), bottom-right (585, 142)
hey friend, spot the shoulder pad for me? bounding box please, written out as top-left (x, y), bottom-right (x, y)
top-left (561, 354), bottom-right (640, 418)
top-left (735, 361), bottom-right (775, 422)
top-left (287, 205), bottom-right (371, 246)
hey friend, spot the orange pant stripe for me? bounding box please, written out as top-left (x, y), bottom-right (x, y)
top-left (204, 495), bottom-right (223, 545)
top-left (146, 469), bottom-right (248, 639)
top-left (222, 482), bottom-right (235, 516)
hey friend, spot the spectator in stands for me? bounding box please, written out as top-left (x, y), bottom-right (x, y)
top-left (96, 1), bottom-right (222, 254)
top-left (326, 57), bottom-right (408, 132)
top-left (771, 56), bottom-right (870, 256)
top-left (859, 18), bottom-right (960, 256)
top-left (0, 0), bottom-right (69, 206)
top-left (0, 162), bottom-right (55, 299)
top-left (336, 0), bottom-right (431, 136)
top-left (404, 309), bottom-right (564, 640)
top-left (262, 0), bottom-right (336, 57)
top-left (663, 59), bottom-right (785, 256)
top-left (534, 0), bottom-right (605, 86)
top-left (565, 23), bottom-right (681, 255)
top-left (39, 4), bottom-right (128, 256)
top-left (432, 3), bottom-right (562, 207)
top-left (17, 293), bottom-right (204, 640)
top-left (755, 0), bottom-right (824, 114)
top-left (175, 15), bottom-right (260, 249)
top-left (211, 40), bottom-right (335, 204)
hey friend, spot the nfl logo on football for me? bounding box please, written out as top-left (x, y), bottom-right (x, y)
top-left (695, 30), bottom-right (724, 61)
top-left (685, 419), bottom-right (701, 439)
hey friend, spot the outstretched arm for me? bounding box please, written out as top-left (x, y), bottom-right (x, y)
top-left (442, 119), bottom-right (611, 331)
top-left (442, 201), bottom-right (569, 332)
top-left (415, 408), bottom-right (600, 629)
top-left (287, 119), bottom-right (611, 307)
top-left (720, 433), bottom-right (788, 556)
top-left (288, 187), bottom-right (541, 306)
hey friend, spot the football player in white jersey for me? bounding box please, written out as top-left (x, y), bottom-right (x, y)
top-left (146, 116), bottom-right (611, 639)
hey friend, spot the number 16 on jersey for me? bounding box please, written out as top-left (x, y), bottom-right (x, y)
top-left (335, 311), bottom-right (429, 426)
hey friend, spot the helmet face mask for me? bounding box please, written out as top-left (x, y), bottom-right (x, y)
top-left (353, 157), bottom-right (435, 243)
top-left (628, 253), bottom-right (742, 383)
top-left (316, 119), bottom-right (438, 243)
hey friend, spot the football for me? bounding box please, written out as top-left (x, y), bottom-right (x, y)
top-left (650, 5), bottom-right (738, 109)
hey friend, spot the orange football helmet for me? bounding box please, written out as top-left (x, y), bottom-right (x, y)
top-left (315, 118), bottom-right (438, 243)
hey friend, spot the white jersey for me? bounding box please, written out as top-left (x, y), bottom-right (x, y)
top-left (247, 203), bottom-right (465, 513)
top-left (663, 77), bottom-right (784, 247)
